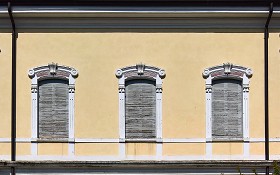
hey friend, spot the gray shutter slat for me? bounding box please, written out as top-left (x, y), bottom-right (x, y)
top-left (38, 79), bottom-right (69, 139)
top-left (212, 79), bottom-right (243, 140)
top-left (125, 79), bottom-right (156, 139)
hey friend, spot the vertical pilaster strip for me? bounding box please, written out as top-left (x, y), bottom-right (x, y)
top-left (68, 75), bottom-right (75, 155)
top-left (205, 73), bottom-right (212, 159)
top-left (156, 75), bottom-right (163, 140)
top-left (118, 75), bottom-right (126, 159)
top-left (119, 143), bottom-right (126, 159)
top-left (118, 76), bottom-right (125, 141)
top-left (156, 75), bottom-right (164, 159)
top-left (29, 71), bottom-right (38, 156)
top-left (206, 143), bottom-right (212, 159)
top-left (243, 142), bottom-right (250, 158)
top-left (243, 74), bottom-right (251, 158)
top-left (156, 143), bottom-right (163, 160)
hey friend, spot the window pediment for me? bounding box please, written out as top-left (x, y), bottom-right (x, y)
top-left (202, 62), bottom-right (253, 80)
top-left (28, 62), bottom-right (78, 81)
top-left (116, 63), bottom-right (166, 80)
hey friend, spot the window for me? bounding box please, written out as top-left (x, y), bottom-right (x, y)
top-left (125, 79), bottom-right (156, 139)
top-left (203, 63), bottom-right (252, 141)
top-left (116, 63), bottom-right (165, 142)
top-left (38, 79), bottom-right (69, 139)
top-left (28, 63), bottom-right (78, 141)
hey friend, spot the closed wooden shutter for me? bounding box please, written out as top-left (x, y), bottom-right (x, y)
top-left (125, 79), bottom-right (156, 139)
top-left (212, 79), bottom-right (243, 140)
top-left (38, 79), bottom-right (69, 139)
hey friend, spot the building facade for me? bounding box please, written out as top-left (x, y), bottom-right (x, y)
top-left (0, 0), bottom-right (280, 174)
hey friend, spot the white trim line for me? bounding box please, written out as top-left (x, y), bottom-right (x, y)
top-left (1, 138), bottom-right (280, 143)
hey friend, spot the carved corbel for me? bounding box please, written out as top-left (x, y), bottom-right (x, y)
top-left (223, 62), bottom-right (232, 75)
top-left (48, 62), bottom-right (58, 75)
top-left (136, 63), bottom-right (145, 75)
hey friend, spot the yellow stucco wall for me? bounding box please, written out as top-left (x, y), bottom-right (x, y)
top-left (126, 143), bottom-right (156, 155)
top-left (268, 33), bottom-right (280, 138)
top-left (1, 32), bottom-right (280, 156)
top-left (38, 143), bottom-right (68, 155)
top-left (250, 143), bottom-right (265, 155)
top-left (0, 34), bottom-right (12, 138)
top-left (17, 143), bottom-right (31, 155)
top-left (163, 143), bottom-right (205, 155)
top-left (0, 143), bottom-right (10, 155)
top-left (75, 143), bottom-right (119, 156)
top-left (212, 143), bottom-right (243, 155)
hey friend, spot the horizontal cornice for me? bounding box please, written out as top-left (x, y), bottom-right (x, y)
top-left (0, 6), bottom-right (280, 32)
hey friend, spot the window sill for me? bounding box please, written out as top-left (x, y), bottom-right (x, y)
top-left (124, 138), bottom-right (162, 143)
top-left (210, 138), bottom-right (244, 143)
top-left (34, 138), bottom-right (73, 143)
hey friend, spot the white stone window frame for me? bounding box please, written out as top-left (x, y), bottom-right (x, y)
top-left (202, 63), bottom-right (253, 142)
top-left (115, 63), bottom-right (166, 143)
top-left (28, 63), bottom-right (79, 143)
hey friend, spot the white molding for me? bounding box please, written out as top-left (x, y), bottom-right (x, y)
top-left (243, 142), bottom-right (250, 158)
top-left (119, 143), bottom-right (126, 159)
top-left (2, 137), bottom-right (280, 143)
top-left (28, 63), bottom-right (78, 156)
top-left (68, 143), bottom-right (75, 156)
top-left (118, 76), bottom-right (125, 141)
top-left (203, 63), bottom-right (252, 141)
top-left (156, 143), bottom-right (162, 160)
top-left (31, 143), bottom-right (37, 156)
top-left (205, 143), bottom-right (212, 160)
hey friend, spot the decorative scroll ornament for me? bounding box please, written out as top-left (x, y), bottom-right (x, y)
top-left (115, 69), bottom-right (123, 78)
top-left (136, 63), bottom-right (145, 75)
top-left (71, 69), bottom-right (79, 78)
top-left (245, 68), bottom-right (253, 78)
top-left (223, 62), bottom-right (232, 75)
top-left (28, 69), bottom-right (35, 78)
top-left (202, 69), bottom-right (210, 79)
top-left (48, 62), bottom-right (58, 75)
top-left (158, 69), bottom-right (166, 78)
